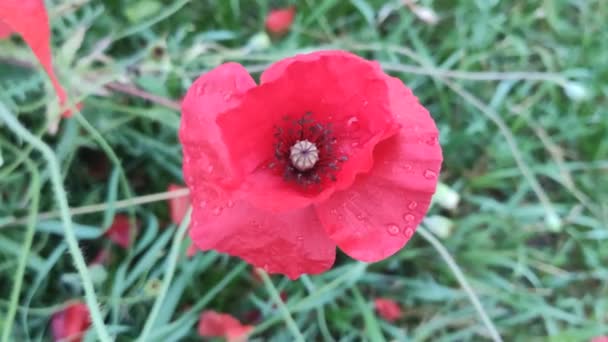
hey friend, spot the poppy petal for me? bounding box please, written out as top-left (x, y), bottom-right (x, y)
top-left (105, 214), bottom-right (134, 249)
top-left (265, 6), bottom-right (296, 35)
top-left (217, 51), bottom-right (397, 211)
top-left (316, 76), bottom-right (442, 262)
top-left (190, 199), bottom-right (336, 279)
top-left (0, 20), bottom-right (11, 38)
top-left (51, 301), bottom-right (91, 342)
top-left (198, 310), bottom-right (253, 342)
top-left (374, 298), bottom-right (402, 322)
top-left (0, 0), bottom-right (71, 116)
top-left (180, 62), bottom-right (256, 207)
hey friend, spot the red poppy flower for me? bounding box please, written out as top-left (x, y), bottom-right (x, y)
top-left (105, 214), bottom-right (136, 249)
top-left (265, 6), bottom-right (295, 35)
top-left (180, 50), bottom-right (442, 279)
top-left (374, 298), bottom-right (402, 322)
top-left (51, 301), bottom-right (91, 342)
top-left (0, 0), bottom-right (72, 116)
top-left (168, 184), bottom-right (191, 225)
top-left (198, 310), bottom-right (253, 342)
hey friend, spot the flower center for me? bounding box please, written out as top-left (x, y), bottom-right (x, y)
top-left (289, 140), bottom-right (319, 171)
top-left (270, 113), bottom-right (348, 190)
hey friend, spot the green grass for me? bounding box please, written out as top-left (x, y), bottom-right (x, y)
top-left (1, 0), bottom-right (607, 341)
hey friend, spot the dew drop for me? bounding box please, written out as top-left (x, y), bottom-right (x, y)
top-left (347, 116), bottom-right (360, 131)
top-left (408, 201), bottom-right (418, 210)
top-left (356, 214), bottom-right (366, 221)
top-left (195, 85), bottom-right (204, 96)
top-left (206, 165), bottom-right (214, 174)
top-left (402, 163), bottom-right (412, 171)
top-left (330, 209), bottom-right (338, 216)
top-left (198, 199), bottom-right (207, 208)
top-left (212, 206), bottom-right (223, 216)
top-left (351, 142), bottom-right (359, 148)
top-left (403, 227), bottom-right (414, 237)
top-left (426, 136), bottom-right (438, 146)
top-left (386, 224), bottom-right (400, 236)
top-left (403, 213), bottom-right (415, 222)
top-left (423, 169), bottom-right (437, 179)
top-left (223, 92), bottom-right (232, 101)
top-left (226, 200), bottom-right (235, 208)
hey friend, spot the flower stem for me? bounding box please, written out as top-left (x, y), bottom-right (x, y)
top-left (1, 158), bottom-right (39, 342)
top-left (417, 226), bottom-right (502, 342)
top-left (0, 102), bottom-right (112, 342)
top-left (258, 270), bottom-right (305, 342)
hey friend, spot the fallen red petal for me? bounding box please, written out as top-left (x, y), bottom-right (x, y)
top-left (265, 6), bottom-right (296, 35)
top-left (198, 310), bottom-right (253, 342)
top-left (105, 214), bottom-right (136, 249)
top-left (374, 298), bottom-right (402, 322)
top-left (168, 184), bottom-right (191, 225)
top-left (51, 301), bottom-right (91, 342)
top-left (0, 0), bottom-right (73, 116)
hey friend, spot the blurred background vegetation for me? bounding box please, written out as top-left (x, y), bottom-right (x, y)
top-left (0, 0), bottom-right (607, 341)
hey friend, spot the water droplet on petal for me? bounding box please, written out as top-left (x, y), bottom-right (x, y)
top-left (226, 200), bottom-right (235, 208)
top-left (402, 164), bottom-right (412, 171)
top-left (403, 214), bottom-right (415, 222)
top-left (356, 214), bottom-right (365, 221)
top-left (212, 206), bottom-right (223, 216)
top-left (408, 201), bottom-right (418, 210)
top-left (330, 209), bottom-right (338, 216)
top-left (347, 116), bottom-right (360, 131)
top-left (195, 85), bottom-right (204, 96)
top-left (423, 169), bottom-right (437, 179)
top-left (403, 227), bottom-right (414, 237)
top-left (223, 92), bottom-right (232, 100)
top-left (198, 200), bottom-right (207, 208)
top-left (426, 135), bottom-right (438, 146)
top-left (351, 142), bottom-right (359, 147)
top-left (386, 224), bottom-right (400, 236)
top-left (206, 165), bottom-right (214, 174)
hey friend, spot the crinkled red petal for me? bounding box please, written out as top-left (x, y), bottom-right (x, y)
top-left (217, 51), bottom-right (397, 211)
top-left (315, 76), bottom-right (442, 262)
top-left (189, 198), bottom-right (335, 279)
top-left (179, 62), bottom-right (256, 212)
